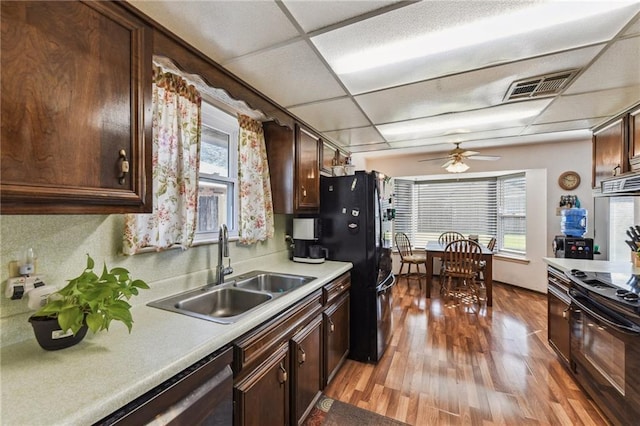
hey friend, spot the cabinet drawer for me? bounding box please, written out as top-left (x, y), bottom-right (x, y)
top-left (323, 273), bottom-right (350, 305)
top-left (233, 290), bottom-right (322, 379)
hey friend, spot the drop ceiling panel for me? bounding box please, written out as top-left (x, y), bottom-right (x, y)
top-left (225, 40), bottom-right (346, 107)
top-left (522, 119), bottom-right (605, 135)
top-left (288, 97), bottom-right (370, 132)
top-left (282, 0), bottom-right (401, 32)
top-left (128, 1), bottom-right (298, 63)
top-left (624, 15), bottom-right (640, 36)
top-left (313, 2), bottom-right (639, 94)
top-left (323, 126), bottom-right (385, 147)
top-left (377, 99), bottom-right (552, 142)
top-left (388, 127), bottom-right (527, 149)
top-left (350, 142), bottom-right (393, 153)
top-left (565, 36), bottom-right (640, 94)
top-left (356, 45), bottom-right (603, 124)
top-left (536, 87), bottom-right (640, 124)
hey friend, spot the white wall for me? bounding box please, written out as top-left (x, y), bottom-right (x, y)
top-left (358, 138), bottom-right (594, 293)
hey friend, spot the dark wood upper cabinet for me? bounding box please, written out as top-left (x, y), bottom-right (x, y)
top-left (629, 106), bottom-right (640, 170)
top-left (592, 117), bottom-right (626, 189)
top-left (1, 1), bottom-right (152, 213)
top-left (264, 122), bottom-right (320, 214)
top-left (295, 127), bottom-right (321, 212)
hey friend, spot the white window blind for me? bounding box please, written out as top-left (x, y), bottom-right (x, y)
top-left (394, 173), bottom-right (527, 254)
top-left (394, 178), bottom-right (498, 249)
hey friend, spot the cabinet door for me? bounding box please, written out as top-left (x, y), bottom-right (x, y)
top-left (0, 1), bottom-right (152, 214)
top-left (291, 314), bottom-right (322, 425)
top-left (264, 122), bottom-right (295, 214)
top-left (324, 292), bottom-right (350, 386)
top-left (592, 118), bottom-right (626, 188)
top-left (630, 107), bottom-right (640, 170)
top-left (547, 289), bottom-right (571, 367)
top-left (295, 126), bottom-right (320, 212)
top-left (235, 342), bottom-right (290, 426)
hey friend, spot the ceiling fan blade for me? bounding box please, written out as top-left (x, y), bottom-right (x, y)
top-left (460, 150), bottom-right (480, 157)
top-left (418, 155), bottom-right (451, 162)
top-left (468, 155), bottom-right (501, 161)
top-left (441, 159), bottom-right (455, 168)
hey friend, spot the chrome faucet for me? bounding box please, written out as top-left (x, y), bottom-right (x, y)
top-left (215, 224), bottom-right (233, 285)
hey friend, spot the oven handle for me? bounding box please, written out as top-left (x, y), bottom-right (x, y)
top-left (569, 292), bottom-right (640, 335)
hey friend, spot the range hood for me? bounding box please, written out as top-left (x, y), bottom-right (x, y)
top-left (600, 172), bottom-right (640, 195)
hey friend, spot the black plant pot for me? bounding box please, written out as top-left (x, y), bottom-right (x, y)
top-left (28, 316), bottom-right (88, 351)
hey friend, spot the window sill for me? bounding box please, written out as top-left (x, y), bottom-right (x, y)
top-left (124, 235), bottom-right (238, 255)
top-left (494, 253), bottom-right (530, 264)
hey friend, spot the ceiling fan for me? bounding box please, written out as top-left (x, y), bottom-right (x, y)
top-left (418, 143), bottom-right (501, 173)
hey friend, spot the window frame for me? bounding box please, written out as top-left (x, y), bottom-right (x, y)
top-left (496, 173), bottom-right (527, 255)
top-left (193, 101), bottom-right (239, 243)
top-left (393, 172), bottom-right (527, 255)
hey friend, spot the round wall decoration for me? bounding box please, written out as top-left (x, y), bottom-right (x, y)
top-left (558, 171), bottom-right (581, 190)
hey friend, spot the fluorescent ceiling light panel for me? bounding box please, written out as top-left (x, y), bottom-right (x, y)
top-left (380, 108), bottom-right (541, 138)
top-left (334, 2), bottom-right (633, 74)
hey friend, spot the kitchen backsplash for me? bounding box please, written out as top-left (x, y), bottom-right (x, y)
top-left (0, 214), bottom-right (289, 346)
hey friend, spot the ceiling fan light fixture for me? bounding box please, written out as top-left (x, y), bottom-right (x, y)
top-left (445, 161), bottom-right (469, 173)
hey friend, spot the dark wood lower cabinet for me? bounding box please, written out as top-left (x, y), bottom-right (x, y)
top-left (233, 274), bottom-right (351, 425)
top-left (547, 267), bottom-right (571, 368)
top-left (324, 292), bottom-right (350, 386)
top-left (291, 315), bottom-right (323, 425)
top-left (234, 342), bottom-right (290, 426)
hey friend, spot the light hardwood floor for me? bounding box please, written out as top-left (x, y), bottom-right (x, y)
top-left (324, 278), bottom-right (609, 425)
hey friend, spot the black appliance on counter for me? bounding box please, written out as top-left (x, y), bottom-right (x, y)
top-left (552, 236), bottom-right (594, 259)
top-left (565, 269), bottom-right (640, 426)
top-left (319, 170), bottom-right (395, 363)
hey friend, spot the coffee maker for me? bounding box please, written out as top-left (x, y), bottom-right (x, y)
top-left (292, 218), bottom-right (327, 263)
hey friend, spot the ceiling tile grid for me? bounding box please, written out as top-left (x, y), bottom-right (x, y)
top-left (224, 40), bottom-right (347, 108)
top-left (127, 0), bottom-right (640, 159)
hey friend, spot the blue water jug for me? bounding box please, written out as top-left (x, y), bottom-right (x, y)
top-left (561, 208), bottom-right (587, 237)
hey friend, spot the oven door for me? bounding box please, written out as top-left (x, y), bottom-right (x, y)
top-left (569, 290), bottom-right (640, 426)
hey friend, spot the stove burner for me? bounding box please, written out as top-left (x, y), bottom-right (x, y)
top-left (615, 289), bottom-right (640, 302)
top-left (571, 269), bottom-right (587, 278)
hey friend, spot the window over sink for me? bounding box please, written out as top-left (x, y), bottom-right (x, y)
top-left (194, 101), bottom-right (239, 243)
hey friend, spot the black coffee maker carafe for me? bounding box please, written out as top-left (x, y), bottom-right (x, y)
top-left (292, 218), bottom-right (327, 263)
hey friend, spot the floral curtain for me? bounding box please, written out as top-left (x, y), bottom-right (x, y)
top-left (237, 114), bottom-right (274, 245)
top-left (123, 66), bottom-right (202, 254)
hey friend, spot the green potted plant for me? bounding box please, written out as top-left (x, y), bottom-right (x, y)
top-left (29, 254), bottom-right (149, 350)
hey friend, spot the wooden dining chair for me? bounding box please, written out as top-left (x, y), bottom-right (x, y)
top-left (395, 232), bottom-right (426, 290)
top-left (440, 239), bottom-right (484, 309)
top-left (478, 237), bottom-right (496, 282)
top-left (437, 231), bottom-right (465, 284)
top-left (438, 231), bottom-right (465, 245)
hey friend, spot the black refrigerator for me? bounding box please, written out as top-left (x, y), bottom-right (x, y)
top-left (319, 170), bottom-right (395, 363)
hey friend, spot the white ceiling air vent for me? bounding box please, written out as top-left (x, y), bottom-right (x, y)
top-left (503, 69), bottom-right (580, 101)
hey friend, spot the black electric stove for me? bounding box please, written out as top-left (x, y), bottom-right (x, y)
top-left (565, 268), bottom-right (640, 316)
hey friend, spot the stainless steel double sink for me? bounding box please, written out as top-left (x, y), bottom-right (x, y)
top-left (148, 271), bottom-right (316, 324)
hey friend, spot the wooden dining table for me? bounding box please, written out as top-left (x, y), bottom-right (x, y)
top-left (424, 241), bottom-right (495, 306)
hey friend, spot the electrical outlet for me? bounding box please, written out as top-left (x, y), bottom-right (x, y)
top-left (5, 275), bottom-right (45, 300)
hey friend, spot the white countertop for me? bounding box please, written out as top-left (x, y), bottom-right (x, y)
top-left (543, 257), bottom-right (640, 274)
top-left (0, 254), bottom-right (352, 426)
